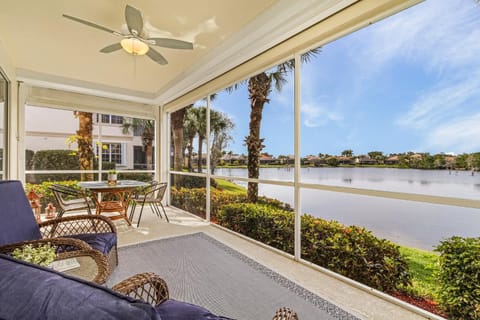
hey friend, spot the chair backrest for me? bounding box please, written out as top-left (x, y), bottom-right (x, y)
top-left (49, 184), bottom-right (84, 206)
top-left (155, 183), bottom-right (167, 202)
top-left (0, 180), bottom-right (42, 246)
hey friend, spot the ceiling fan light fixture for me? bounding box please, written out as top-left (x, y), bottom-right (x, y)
top-left (120, 38), bottom-right (149, 55)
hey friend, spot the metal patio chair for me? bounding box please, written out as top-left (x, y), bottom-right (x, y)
top-left (129, 182), bottom-right (168, 227)
top-left (49, 184), bottom-right (95, 218)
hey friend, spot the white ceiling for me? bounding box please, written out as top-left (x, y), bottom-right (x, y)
top-left (0, 0), bottom-right (354, 105)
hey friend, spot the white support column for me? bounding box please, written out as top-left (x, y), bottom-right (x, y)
top-left (294, 53), bottom-right (302, 261)
top-left (15, 82), bottom-right (28, 182)
top-left (154, 105), bottom-right (161, 183)
top-left (97, 117), bottom-right (103, 181)
top-left (163, 108), bottom-right (171, 205)
top-left (205, 96), bottom-right (211, 222)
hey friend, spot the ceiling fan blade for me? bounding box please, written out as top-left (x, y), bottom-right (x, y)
top-left (146, 47), bottom-right (168, 65)
top-left (125, 5), bottom-right (144, 36)
top-left (148, 38), bottom-right (193, 50)
top-left (100, 43), bottom-right (123, 53)
top-left (62, 14), bottom-right (120, 35)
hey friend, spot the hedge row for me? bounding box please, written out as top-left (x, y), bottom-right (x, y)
top-left (435, 236), bottom-right (480, 320)
top-left (217, 203), bottom-right (410, 292)
top-left (170, 187), bottom-right (291, 220)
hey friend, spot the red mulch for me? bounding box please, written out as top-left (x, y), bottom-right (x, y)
top-left (391, 292), bottom-right (448, 318)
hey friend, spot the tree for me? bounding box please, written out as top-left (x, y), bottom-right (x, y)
top-left (183, 106), bottom-right (234, 174)
top-left (341, 149), bottom-right (353, 158)
top-left (210, 111), bottom-right (234, 174)
top-left (171, 107), bottom-right (191, 186)
top-left (122, 118), bottom-right (154, 170)
top-left (183, 108), bottom-right (199, 172)
top-left (74, 111), bottom-right (93, 181)
top-left (227, 49), bottom-right (320, 202)
top-left (368, 151), bottom-right (384, 162)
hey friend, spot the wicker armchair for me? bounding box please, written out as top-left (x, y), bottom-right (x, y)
top-left (113, 272), bottom-right (299, 320)
top-left (0, 180), bottom-right (118, 277)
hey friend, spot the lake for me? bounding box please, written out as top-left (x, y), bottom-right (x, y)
top-left (215, 167), bottom-right (480, 250)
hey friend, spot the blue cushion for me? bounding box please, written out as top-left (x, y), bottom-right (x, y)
top-left (68, 232), bottom-right (117, 255)
top-left (155, 299), bottom-right (233, 320)
top-left (0, 180), bottom-right (42, 246)
top-left (0, 254), bottom-right (160, 320)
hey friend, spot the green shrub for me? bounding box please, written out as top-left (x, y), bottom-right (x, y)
top-left (218, 203), bottom-right (294, 253)
top-left (217, 203), bottom-right (410, 292)
top-left (25, 180), bottom-right (81, 208)
top-left (435, 236), bottom-right (480, 320)
top-left (170, 186), bottom-right (291, 220)
top-left (31, 150), bottom-right (80, 182)
top-left (25, 149), bottom-right (35, 170)
top-left (301, 214), bottom-right (410, 292)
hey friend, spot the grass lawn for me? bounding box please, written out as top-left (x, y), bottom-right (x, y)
top-left (215, 179), bottom-right (247, 193)
top-left (399, 246), bottom-right (440, 299)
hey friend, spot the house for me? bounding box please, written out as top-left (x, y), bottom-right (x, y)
top-left (221, 153), bottom-right (246, 165)
top-left (259, 154), bottom-right (276, 165)
top-left (355, 155), bottom-right (377, 165)
top-left (385, 155), bottom-right (400, 165)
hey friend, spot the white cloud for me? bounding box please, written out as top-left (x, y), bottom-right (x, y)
top-left (422, 113), bottom-right (480, 152)
top-left (397, 72), bottom-right (480, 129)
top-left (357, 0), bottom-right (480, 73)
top-left (301, 102), bottom-right (342, 127)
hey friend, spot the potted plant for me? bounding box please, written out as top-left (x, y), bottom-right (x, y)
top-left (12, 243), bottom-right (57, 267)
top-left (107, 169), bottom-right (118, 185)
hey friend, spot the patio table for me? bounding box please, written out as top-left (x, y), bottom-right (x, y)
top-left (78, 180), bottom-right (148, 226)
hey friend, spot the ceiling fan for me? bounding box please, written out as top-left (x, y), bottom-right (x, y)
top-left (62, 5), bottom-right (193, 65)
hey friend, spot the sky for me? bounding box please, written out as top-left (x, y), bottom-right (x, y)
top-left (207, 0), bottom-right (480, 157)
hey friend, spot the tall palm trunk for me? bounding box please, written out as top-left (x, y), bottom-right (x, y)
top-left (75, 111), bottom-right (94, 181)
top-left (197, 135), bottom-right (204, 173)
top-left (142, 131), bottom-right (154, 171)
top-left (171, 106), bottom-right (191, 187)
top-left (145, 144), bottom-right (153, 170)
top-left (187, 139), bottom-right (194, 172)
top-left (246, 73), bottom-right (271, 202)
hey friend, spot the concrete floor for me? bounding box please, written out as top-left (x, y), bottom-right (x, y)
top-left (111, 206), bottom-right (443, 320)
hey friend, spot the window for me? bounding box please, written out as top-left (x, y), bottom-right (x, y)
top-left (98, 114), bottom-right (124, 124)
top-left (102, 143), bottom-right (123, 165)
top-left (111, 115), bottom-right (123, 124)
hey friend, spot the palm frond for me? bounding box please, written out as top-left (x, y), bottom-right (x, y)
top-left (270, 71), bottom-right (287, 92)
top-left (225, 80), bottom-right (248, 93)
top-left (301, 47), bottom-right (321, 64)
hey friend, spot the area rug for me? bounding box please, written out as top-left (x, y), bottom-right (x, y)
top-left (107, 233), bottom-right (359, 320)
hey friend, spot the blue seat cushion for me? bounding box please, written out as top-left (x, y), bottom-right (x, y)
top-left (0, 254), bottom-right (159, 320)
top-left (67, 232), bottom-right (116, 255)
top-left (155, 299), bottom-right (233, 320)
top-left (0, 180), bottom-right (42, 246)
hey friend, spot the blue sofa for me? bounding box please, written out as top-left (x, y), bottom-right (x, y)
top-left (0, 254), bottom-right (233, 320)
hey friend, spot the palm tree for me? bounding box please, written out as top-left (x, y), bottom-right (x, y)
top-left (183, 106), bottom-right (234, 174)
top-left (122, 118), bottom-right (155, 170)
top-left (210, 110), bottom-right (234, 174)
top-left (227, 49), bottom-right (320, 202)
top-left (171, 106), bottom-right (191, 186)
top-left (183, 108), bottom-right (199, 172)
top-left (74, 111), bottom-right (94, 181)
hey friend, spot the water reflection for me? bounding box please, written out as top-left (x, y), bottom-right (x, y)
top-left (216, 167), bottom-right (480, 200)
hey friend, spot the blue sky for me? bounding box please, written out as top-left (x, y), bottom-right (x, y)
top-left (209, 0), bottom-right (480, 157)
